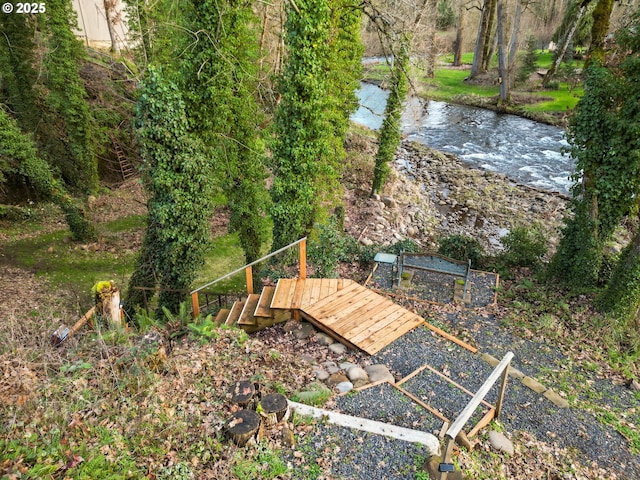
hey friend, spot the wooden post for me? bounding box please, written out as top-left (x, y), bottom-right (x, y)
top-left (439, 436), bottom-right (455, 480)
top-left (100, 288), bottom-right (122, 328)
top-left (495, 360), bottom-right (511, 419)
top-left (299, 238), bottom-right (306, 280)
top-left (245, 266), bottom-right (254, 294)
top-left (191, 292), bottom-right (200, 318)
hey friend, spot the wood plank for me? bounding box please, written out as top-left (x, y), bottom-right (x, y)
top-left (238, 294), bottom-right (260, 325)
top-left (360, 311), bottom-right (424, 346)
top-left (305, 280), bottom-right (362, 312)
top-left (214, 308), bottom-right (230, 326)
top-left (300, 278), bottom-right (316, 308)
top-left (300, 311), bottom-right (360, 352)
top-left (309, 278), bottom-right (323, 305)
top-left (291, 278), bottom-right (306, 310)
top-left (308, 291), bottom-right (387, 330)
top-left (303, 283), bottom-right (375, 319)
top-left (362, 315), bottom-right (425, 354)
top-left (225, 300), bottom-right (245, 326)
top-left (346, 306), bottom-right (413, 344)
top-left (254, 286), bottom-right (276, 317)
top-left (320, 279), bottom-right (332, 299)
top-left (321, 294), bottom-right (393, 332)
top-left (271, 279), bottom-right (297, 309)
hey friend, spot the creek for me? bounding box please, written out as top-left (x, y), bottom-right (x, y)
top-left (352, 82), bottom-right (573, 195)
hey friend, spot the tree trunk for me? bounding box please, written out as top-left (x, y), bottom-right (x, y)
top-left (507, 0), bottom-right (523, 90)
top-left (599, 226), bottom-right (640, 323)
top-left (543, 0), bottom-right (590, 86)
top-left (453, 4), bottom-right (466, 66)
top-left (481, 0), bottom-right (498, 72)
top-left (103, 0), bottom-right (120, 54)
top-left (496, 0), bottom-right (509, 103)
top-left (225, 410), bottom-right (262, 446)
top-left (470, 0), bottom-right (491, 77)
top-left (586, 0), bottom-right (614, 66)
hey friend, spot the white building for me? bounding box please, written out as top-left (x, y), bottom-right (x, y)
top-left (72, 0), bottom-right (129, 51)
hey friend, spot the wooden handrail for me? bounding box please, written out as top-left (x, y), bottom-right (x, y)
top-left (438, 351), bottom-right (514, 480)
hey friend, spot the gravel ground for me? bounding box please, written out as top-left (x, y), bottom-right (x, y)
top-left (289, 315), bottom-right (639, 479)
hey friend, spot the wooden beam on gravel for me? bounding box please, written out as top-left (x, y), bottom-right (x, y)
top-left (288, 401), bottom-right (440, 455)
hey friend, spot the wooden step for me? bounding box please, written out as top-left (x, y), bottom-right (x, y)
top-left (225, 300), bottom-right (245, 326)
top-left (238, 294), bottom-right (260, 326)
top-left (214, 308), bottom-right (230, 326)
top-left (254, 286), bottom-right (276, 318)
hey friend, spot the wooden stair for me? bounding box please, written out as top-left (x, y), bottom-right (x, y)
top-left (210, 278), bottom-right (425, 354)
top-left (213, 286), bottom-right (289, 330)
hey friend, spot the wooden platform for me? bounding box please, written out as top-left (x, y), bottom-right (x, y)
top-left (272, 278), bottom-right (425, 355)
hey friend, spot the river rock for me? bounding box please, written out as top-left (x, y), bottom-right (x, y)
top-left (315, 332), bottom-right (334, 346)
top-left (346, 366), bottom-right (369, 383)
top-left (323, 361), bottom-right (340, 374)
top-left (365, 364), bottom-right (395, 384)
top-left (488, 431), bottom-right (514, 455)
top-left (334, 381), bottom-right (354, 394)
top-left (327, 373), bottom-right (349, 387)
top-left (328, 343), bottom-right (348, 355)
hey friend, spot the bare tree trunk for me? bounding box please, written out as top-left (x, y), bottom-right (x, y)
top-left (507, 0), bottom-right (523, 89)
top-left (481, 0), bottom-right (497, 71)
top-left (103, 0), bottom-right (120, 54)
top-left (496, 0), bottom-right (509, 103)
top-left (470, 0), bottom-right (491, 77)
top-left (543, 0), bottom-right (590, 86)
top-left (453, 3), bottom-right (466, 66)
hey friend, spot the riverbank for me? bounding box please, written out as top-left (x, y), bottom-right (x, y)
top-left (344, 137), bottom-right (568, 257)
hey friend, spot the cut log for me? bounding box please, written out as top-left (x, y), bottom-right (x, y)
top-left (259, 393), bottom-right (290, 426)
top-left (229, 380), bottom-right (256, 408)
top-left (225, 409), bottom-right (261, 447)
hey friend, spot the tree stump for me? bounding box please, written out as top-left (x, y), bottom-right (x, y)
top-left (229, 380), bottom-right (256, 408)
top-left (225, 409), bottom-right (261, 446)
top-left (259, 393), bottom-right (290, 426)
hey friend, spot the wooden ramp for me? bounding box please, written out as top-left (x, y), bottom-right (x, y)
top-left (272, 278), bottom-right (425, 355)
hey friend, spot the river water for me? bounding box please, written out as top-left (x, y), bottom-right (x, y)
top-left (352, 82), bottom-right (573, 195)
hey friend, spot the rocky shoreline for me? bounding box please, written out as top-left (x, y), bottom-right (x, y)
top-left (346, 140), bottom-right (569, 255)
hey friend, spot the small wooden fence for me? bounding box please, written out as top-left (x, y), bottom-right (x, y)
top-left (190, 237), bottom-right (307, 317)
top-left (437, 351), bottom-right (514, 479)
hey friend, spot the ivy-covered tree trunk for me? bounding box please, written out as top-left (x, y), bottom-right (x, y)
top-left (371, 38), bottom-right (408, 196)
top-left (550, 18), bottom-right (640, 289)
top-left (124, 67), bottom-right (214, 317)
top-left (180, 0), bottom-right (270, 264)
top-left (0, 14), bottom-right (40, 132)
top-left (598, 228), bottom-right (640, 323)
top-left (0, 108), bottom-right (97, 241)
top-left (270, 0), bottom-right (334, 250)
top-left (586, 0), bottom-right (614, 65)
top-left (43, 0), bottom-right (98, 194)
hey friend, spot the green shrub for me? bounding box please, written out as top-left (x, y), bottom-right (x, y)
top-left (437, 234), bottom-right (484, 266)
top-left (308, 219), bottom-right (359, 278)
top-left (501, 225), bottom-right (548, 268)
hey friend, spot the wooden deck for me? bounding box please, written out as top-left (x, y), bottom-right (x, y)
top-left (272, 278), bottom-right (425, 355)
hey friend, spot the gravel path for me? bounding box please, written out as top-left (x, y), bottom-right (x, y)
top-left (287, 311), bottom-right (639, 479)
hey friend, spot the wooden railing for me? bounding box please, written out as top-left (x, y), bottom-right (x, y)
top-left (438, 351), bottom-right (514, 480)
top-left (190, 237), bottom-right (307, 317)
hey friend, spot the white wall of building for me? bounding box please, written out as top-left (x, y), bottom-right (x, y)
top-left (72, 0), bottom-right (129, 51)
